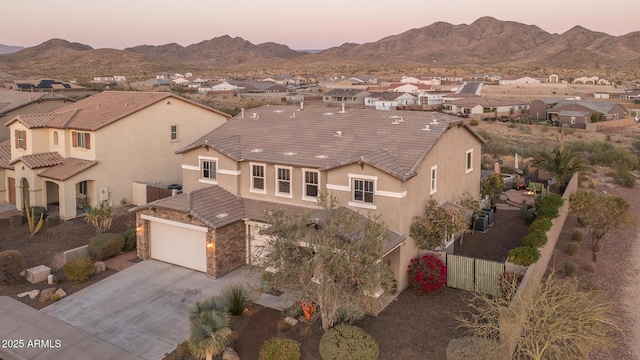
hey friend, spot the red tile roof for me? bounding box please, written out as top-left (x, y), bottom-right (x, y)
top-left (37, 158), bottom-right (98, 181)
top-left (10, 152), bottom-right (64, 169)
top-left (0, 140), bottom-right (12, 170)
top-left (178, 106), bottom-right (485, 181)
top-left (5, 91), bottom-right (230, 131)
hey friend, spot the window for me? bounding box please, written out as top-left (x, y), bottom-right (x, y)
top-left (303, 170), bottom-right (319, 199)
top-left (15, 130), bottom-right (26, 150)
top-left (72, 131), bottom-right (91, 149)
top-left (202, 160), bottom-right (217, 180)
top-left (78, 181), bottom-right (87, 195)
top-left (53, 131), bottom-right (59, 146)
top-left (353, 179), bottom-right (374, 203)
top-left (466, 149), bottom-right (473, 173)
top-left (430, 165), bottom-right (438, 194)
top-left (251, 164), bottom-right (265, 192)
top-left (170, 125), bottom-right (178, 141)
top-left (276, 167), bottom-right (291, 196)
top-left (570, 117), bottom-right (576, 124)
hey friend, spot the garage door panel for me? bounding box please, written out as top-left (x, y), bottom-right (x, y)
top-left (150, 221), bottom-right (207, 272)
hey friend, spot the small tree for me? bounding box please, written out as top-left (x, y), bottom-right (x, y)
top-left (456, 272), bottom-right (617, 360)
top-left (569, 190), bottom-right (631, 262)
top-left (261, 192), bottom-right (394, 330)
top-left (531, 148), bottom-right (591, 191)
top-left (85, 202), bottom-right (114, 235)
top-left (188, 297), bottom-right (231, 360)
top-left (410, 198), bottom-right (472, 250)
top-left (481, 173), bottom-right (504, 201)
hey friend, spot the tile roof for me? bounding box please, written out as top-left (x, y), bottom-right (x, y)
top-left (550, 100), bottom-right (622, 114)
top-left (38, 158), bottom-right (98, 181)
top-left (324, 89), bottom-right (367, 97)
top-left (0, 140), bottom-right (12, 170)
top-left (178, 106), bottom-right (485, 181)
top-left (142, 185), bottom-right (405, 251)
top-left (10, 152), bottom-right (64, 169)
top-left (0, 92), bottom-right (72, 115)
top-left (6, 91), bottom-right (229, 131)
top-left (446, 96), bottom-right (527, 107)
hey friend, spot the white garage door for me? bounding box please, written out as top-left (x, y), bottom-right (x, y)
top-left (146, 216), bottom-right (208, 272)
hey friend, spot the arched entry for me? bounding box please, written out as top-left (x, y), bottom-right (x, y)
top-left (21, 178), bottom-right (29, 206)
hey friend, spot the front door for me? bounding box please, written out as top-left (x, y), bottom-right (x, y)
top-left (8, 177), bottom-right (16, 204)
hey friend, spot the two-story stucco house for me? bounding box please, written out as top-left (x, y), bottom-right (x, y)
top-left (134, 105), bottom-right (484, 292)
top-left (1, 91), bottom-right (229, 219)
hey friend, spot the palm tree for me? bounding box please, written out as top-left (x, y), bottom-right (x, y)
top-left (188, 297), bottom-right (231, 360)
top-left (531, 148), bottom-right (591, 190)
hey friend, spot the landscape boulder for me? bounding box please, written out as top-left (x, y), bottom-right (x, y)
top-left (39, 287), bottom-right (56, 303)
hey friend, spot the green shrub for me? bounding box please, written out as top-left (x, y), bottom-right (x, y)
top-left (522, 230), bottom-right (548, 248)
top-left (282, 302), bottom-right (304, 319)
top-left (63, 257), bottom-right (95, 283)
top-left (585, 263), bottom-right (598, 274)
top-left (45, 214), bottom-right (60, 227)
top-left (528, 218), bottom-right (552, 233)
top-left (593, 242), bottom-right (603, 253)
top-left (563, 261), bottom-right (578, 277)
top-left (121, 228), bottom-right (137, 252)
top-left (469, 119), bottom-right (479, 126)
top-left (22, 206), bottom-right (47, 221)
top-left (610, 168), bottom-right (636, 188)
top-left (536, 205), bottom-right (559, 219)
top-left (577, 216), bottom-right (590, 227)
top-left (319, 325), bottom-right (379, 360)
top-left (220, 283), bottom-right (255, 316)
top-left (521, 204), bottom-right (536, 224)
top-left (333, 305), bottom-right (365, 326)
top-left (571, 229), bottom-right (584, 242)
top-left (88, 233), bottom-right (125, 261)
top-left (259, 337), bottom-right (300, 360)
top-left (507, 246), bottom-right (541, 266)
top-left (540, 194), bottom-right (564, 209)
top-left (567, 241), bottom-right (580, 256)
top-left (0, 250), bottom-right (25, 285)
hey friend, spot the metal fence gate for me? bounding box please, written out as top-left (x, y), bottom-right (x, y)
top-left (446, 254), bottom-right (505, 296)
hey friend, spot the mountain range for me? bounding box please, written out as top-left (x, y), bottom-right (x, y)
top-left (1, 17), bottom-right (639, 79)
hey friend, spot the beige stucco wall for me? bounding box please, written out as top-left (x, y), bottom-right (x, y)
top-left (177, 122), bottom-right (483, 290)
top-left (4, 96), bottom-right (228, 218)
top-left (82, 97), bottom-right (227, 211)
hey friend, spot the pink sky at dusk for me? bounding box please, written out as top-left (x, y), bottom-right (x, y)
top-left (3, 0), bottom-right (639, 50)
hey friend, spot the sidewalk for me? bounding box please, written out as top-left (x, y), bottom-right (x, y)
top-left (0, 296), bottom-right (143, 360)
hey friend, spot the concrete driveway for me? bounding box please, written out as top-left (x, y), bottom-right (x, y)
top-left (41, 260), bottom-right (296, 360)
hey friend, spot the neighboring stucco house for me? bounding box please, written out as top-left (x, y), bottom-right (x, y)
top-left (0, 92), bottom-right (75, 141)
top-left (135, 105), bottom-right (484, 291)
top-left (322, 89), bottom-right (369, 106)
top-left (364, 92), bottom-right (418, 110)
top-left (546, 100), bottom-right (629, 128)
top-left (498, 76), bottom-right (541, 86)
top-left (1, 91), bottom-right (229, 219)
top-left (443, 96), bottom-right (529, 120)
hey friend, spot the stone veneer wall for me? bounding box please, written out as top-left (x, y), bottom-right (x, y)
top-left (210, 221), bottom-right (246, 278)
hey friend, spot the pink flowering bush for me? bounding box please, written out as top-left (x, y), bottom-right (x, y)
top-left (407, 255), bottom-right (447, 293)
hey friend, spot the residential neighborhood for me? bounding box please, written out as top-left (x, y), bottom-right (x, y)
top-left (2, 12), bottom-right (640, 360)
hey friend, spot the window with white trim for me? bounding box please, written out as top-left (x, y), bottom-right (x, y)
top-left (15, 130), bottom-right (26, 150)
top-left (170, 125), bottom-right (178, 141)
top-left (72, 131), bottom-right (91, 149)
top-left (430, 165), bottom-right (438, 194)
top-left (304, 170), bottom-right (319, 199)
top-left (466, 149), bottom-right (473, 173)
top-left (276, 166), bottom-right (291, 196)
top-left (202, 160), bottom-right (217, 180)
top-left (251, 164), bottom-right (265, 192)
top-left (353, 179), bottom-right (374, 204)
